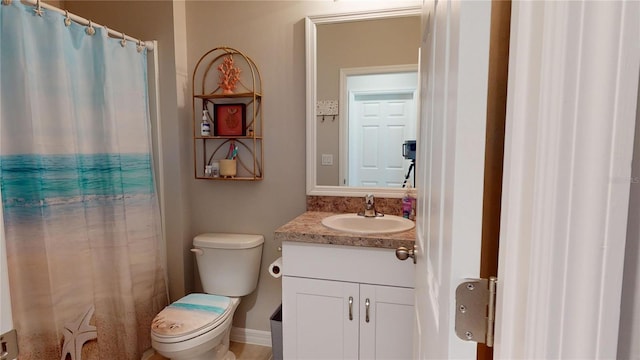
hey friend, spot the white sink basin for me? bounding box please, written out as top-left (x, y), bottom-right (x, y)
top-left (321, 213), bottom-right (415, 235)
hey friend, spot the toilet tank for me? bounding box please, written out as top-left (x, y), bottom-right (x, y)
top-left (192, 233), bottom-right (264, 297)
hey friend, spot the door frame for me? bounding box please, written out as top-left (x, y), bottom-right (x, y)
top-left (339, 65), bottom-right (418, 187)
top-left (494, 1), bottom-right (640, 358)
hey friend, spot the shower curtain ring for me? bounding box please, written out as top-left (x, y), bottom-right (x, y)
top-left (33, 0), bottom-right (44, 16)
top-left (85, 20), bottom-right (95, 36)
top-left (136, 40), bottom-right (145, 53)
top-left (120, 33), bottom-right (127, 48)
top-left (64, 10), bottom-right (72, 27)
top-left (1, 0), bottom-right (12, 6)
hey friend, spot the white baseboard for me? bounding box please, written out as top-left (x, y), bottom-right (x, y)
top-left (230, 327), bottom-right (272, 347)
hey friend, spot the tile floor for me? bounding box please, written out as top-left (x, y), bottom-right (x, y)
top-left (147, 342), bottom-right (272, 360)
top-left (229, 342), bottom-right (273, 360)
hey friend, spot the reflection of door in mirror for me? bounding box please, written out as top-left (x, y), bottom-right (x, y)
top-left (315, 16), bottom-right (420, 187)
top-left (345, 70), bottom-right (418, 187)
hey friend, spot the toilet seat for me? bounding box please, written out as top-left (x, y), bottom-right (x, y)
top-left (151, 294), bottom-right (237, 344)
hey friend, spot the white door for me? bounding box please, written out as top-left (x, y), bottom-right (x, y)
top-left (349, 92), bottom-right (416, 187)
top-left (414, 0), bottom-right (491, 358)
top-left (414, 0), bottom-right (640, 359)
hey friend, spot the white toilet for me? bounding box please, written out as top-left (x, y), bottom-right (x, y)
top-left (151, 233), bottom-right (264, 360)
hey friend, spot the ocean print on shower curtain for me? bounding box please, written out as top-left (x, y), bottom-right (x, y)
top-left (0, 2), bottom-right (168, 359)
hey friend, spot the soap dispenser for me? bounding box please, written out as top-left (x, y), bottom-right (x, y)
top-left (403, 182), bottom-right (417, 220)
top-left (201, 109), bottom-right (211, 136)
top-left (408, 185), bottom-right (417, 220)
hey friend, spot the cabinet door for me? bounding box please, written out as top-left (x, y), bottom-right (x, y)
top-left (283, 276), bottom-right (359, 359)
top-left (359, 284), bottom-right (415, 360)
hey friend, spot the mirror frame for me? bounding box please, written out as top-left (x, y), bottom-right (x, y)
top-left (305, 6), bottom-right (423, 198)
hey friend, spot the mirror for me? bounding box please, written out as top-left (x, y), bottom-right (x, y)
top-left (306, 6), bottom-right (422, 197)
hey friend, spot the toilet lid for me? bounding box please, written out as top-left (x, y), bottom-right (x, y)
top-left (151, 294), bottom-right (232, 338)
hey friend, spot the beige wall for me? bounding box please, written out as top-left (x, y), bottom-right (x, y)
top-left (43, 0), bottom-right (64, 8)
top-left (64, 0), bottom-right (421, 333)
top-left (316, 17), bottom-right (421, 100)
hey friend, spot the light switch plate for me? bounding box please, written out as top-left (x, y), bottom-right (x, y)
top-left (321, 154), bottom-right (333, 166)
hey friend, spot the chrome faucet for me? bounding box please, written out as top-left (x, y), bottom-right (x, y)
top-left (358, 194), bottom-right (384, 218)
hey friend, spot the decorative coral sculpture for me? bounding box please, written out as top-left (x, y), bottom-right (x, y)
top-left (218, 56), bottom-right (241, 94)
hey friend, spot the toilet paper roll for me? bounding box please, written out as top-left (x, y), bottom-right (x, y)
top-left (269, 257), bottom-right (283, 278)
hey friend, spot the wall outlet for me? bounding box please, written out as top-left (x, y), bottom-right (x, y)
top-left (321, 154), bottom-right (333, 166)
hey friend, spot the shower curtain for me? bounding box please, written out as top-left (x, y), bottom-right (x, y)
top-left (0, 2), bottom-right (168, 359)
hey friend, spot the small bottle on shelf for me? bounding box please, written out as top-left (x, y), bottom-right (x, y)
top-left (201, 109), bottom-right (211, 136)
top-left (211, 161), bottom-right (220, 178)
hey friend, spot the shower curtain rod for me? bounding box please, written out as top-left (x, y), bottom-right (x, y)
top-left (13, 0), bottom-right (154, 51)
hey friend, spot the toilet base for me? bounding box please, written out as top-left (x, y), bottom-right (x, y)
top-left (155, 324), bottom-right (235, 360)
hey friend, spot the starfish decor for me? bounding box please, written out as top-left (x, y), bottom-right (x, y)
top-left (60, 305), bottom-right (98, 360)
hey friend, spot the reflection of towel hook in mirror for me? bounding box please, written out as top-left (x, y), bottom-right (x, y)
top-left (319, 114), bottom-right (337, 123)
top-left (317, 100), bottom-right (338, 124)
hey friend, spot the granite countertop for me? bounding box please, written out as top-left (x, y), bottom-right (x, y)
top-left (274, 211), bottom-right (416, 249)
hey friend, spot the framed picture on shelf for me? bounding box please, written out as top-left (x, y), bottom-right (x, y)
top-left (214, 103), bottom-right (246, 136)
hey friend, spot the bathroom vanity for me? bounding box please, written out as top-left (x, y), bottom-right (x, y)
top-left (276, 211), bottom-right (415, 359)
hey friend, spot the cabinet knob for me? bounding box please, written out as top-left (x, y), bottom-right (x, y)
top-left (395, 245), bottom-right (416, 264)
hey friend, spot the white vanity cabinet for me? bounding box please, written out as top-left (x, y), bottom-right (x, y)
top-left (282, 242), bottom-right (415, 360)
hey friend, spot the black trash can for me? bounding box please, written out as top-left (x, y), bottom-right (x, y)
top-left (270, 304), bottom-right (283, 360)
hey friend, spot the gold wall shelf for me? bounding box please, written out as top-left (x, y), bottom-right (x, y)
top-left (192, 46), bottom-right (263, 181)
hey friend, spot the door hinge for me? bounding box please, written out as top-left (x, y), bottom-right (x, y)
top-left (0, 329), bottom-right (18, 360)
top-left (454, 277), bottom-right (497, 347)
